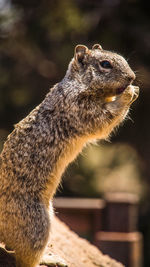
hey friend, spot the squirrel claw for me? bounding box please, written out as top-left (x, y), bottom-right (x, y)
top-left (129, 85), bottom-right (139, 104)
top-left (40, 253), bottom-right (68, 267)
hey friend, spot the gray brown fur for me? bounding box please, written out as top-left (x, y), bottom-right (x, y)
top-left (0, 44), bottom-right (139, 267)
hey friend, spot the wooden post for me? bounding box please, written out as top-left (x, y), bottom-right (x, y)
top-left (103, 192), bottom-right (139, 232)
top-left (95, 193), bottom-right (143, 267)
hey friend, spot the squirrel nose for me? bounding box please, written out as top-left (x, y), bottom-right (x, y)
top-left (128, 71), bottom-right (136, 83)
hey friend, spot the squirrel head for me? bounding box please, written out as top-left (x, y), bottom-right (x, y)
top-left (67, 44), bottom-right (135, 98)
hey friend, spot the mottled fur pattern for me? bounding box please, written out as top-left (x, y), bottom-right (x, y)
top-left (0, 44), bottom-right (139, 266)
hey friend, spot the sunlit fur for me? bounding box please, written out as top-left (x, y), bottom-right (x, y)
top-left (0, 44), bottom-right (139, 267)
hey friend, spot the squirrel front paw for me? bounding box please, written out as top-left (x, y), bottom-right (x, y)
top-left (128, 85), bottom-right (139, 104)
top-left (124, 85), bottom-right (139, 105)
top-left (40, 253), bottom-right (68, 267)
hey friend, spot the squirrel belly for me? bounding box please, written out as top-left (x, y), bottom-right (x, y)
top-left (0, 44), bottom-right (139, 267)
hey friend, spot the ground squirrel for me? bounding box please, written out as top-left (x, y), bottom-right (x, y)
top-left (0, 44), bottom-right (139, 267)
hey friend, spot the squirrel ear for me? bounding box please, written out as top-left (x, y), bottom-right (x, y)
top-left (92, 44), bottom-right (102, 50)
top-left (74, 45), bottom-right (88, 65)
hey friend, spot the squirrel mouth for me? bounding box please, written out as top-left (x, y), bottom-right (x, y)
top-left (116, 86), bottom-right (127, 95)
top-left (116, 80), bottom-right (133, 94)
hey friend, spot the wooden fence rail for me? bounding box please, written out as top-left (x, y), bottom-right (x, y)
top-left (54, 193), bottom-right (143, 267)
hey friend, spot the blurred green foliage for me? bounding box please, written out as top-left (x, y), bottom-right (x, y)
top-left (61, 143), bottom-right (145, 198)
top-left (0, 0), bottom-right (150, 265)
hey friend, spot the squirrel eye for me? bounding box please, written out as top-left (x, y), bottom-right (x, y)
top-left (100, 60), bottom-right (112, 69)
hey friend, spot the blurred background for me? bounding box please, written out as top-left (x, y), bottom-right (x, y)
top-left (0, 0), bottom-right (149, 266)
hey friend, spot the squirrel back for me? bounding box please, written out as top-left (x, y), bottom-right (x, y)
top-left (0, 44), bottom-right (139, 267)
top-left (0, 44), bottom-right (138, 204)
